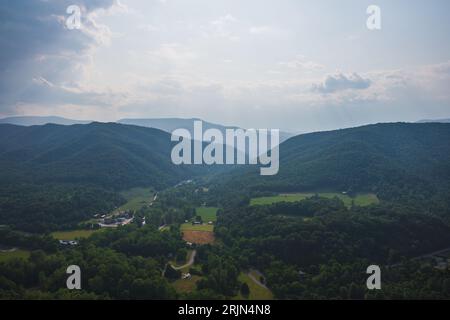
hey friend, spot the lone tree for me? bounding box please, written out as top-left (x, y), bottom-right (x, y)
top-left (240, 283), bottom-right (250, 297)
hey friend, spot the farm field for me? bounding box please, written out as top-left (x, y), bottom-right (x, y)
top-left (182, 230), bottom-right (215, 244)
top-left (51, 229), bottom-right (102, 240)
top-left (180, 223), bottom-right (214, 232)
top-left (195, 207), bottom-right (218, 222)
top-left (234, 272), bottom-right (273, 300)
top-left (113, 187), bottom-right (155, 213)
top-left (250, 192), bottom-right (379, 208)
top-left (0, 249), bottom-right (30, 262)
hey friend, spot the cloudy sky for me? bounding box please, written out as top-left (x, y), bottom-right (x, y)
top-left (1, 0), bottom-right (449, 132)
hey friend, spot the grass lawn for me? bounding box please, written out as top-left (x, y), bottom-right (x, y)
top-left (114, 187), bottom-right (155, 213)
top-left (180, 223), bottom-right (214, 232)
top-left (250, 193), bottom-right (313, 206)
top-left (0, 249), bottom-right (30, 262)
top-left (250, 192), bottom-right (379, 208)
top-left (51, 229), bottom-right (102, 240)
top-left (195, 207), bottom-right (218, 222)
top-left (352, 193), bottom-right (380, 206)
top-left (173, 275), bottom-right (202, 293)
top-left (234, 272), bottom-right (273, 300)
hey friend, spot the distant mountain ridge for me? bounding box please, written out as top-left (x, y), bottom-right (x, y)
top-left (0, 116), bottom-right (295, 144)
top-left (118, 117), bottom-right (239, 136)
top-left (0, 122), bottom-right (203, 190)
top-left (0, 116), bottom-right (91, 126)
top-left (416, 118), bottom-right (450, 123)
top-left (118, 118), bottom-right (295, 144)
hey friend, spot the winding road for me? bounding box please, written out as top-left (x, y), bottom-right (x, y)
top-left (171, 250), bottom-right (197, 270)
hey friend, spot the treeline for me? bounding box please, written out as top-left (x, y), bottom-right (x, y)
top-left (88, 224), bottom-right (184, 260)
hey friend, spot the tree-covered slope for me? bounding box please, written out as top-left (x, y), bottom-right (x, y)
top-left (0, 122), bottom-right (199, 190)
top-left (210, 123), bottom-right (450, 204)
top-left (0, 122), bottom-right (203, 232)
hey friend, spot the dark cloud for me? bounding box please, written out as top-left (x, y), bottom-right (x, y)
top-left (0, 0), bottom-right (117, 113)
top-left (313, 73), bottom-right (371, 94)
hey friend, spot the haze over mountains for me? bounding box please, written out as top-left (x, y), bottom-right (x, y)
top-left (416, 118), bottom-right (450, 123)
top-left (0, 116), bottom-right (91, 126)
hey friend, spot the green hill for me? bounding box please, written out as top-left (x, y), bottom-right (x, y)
top-left (210, 123), bottom-right (450, 206)
top-left (0, 122), bottom-right (204, 232)
top-left (0, 122), bottom-right (201, 189)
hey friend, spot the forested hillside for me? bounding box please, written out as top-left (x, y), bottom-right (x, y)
top-left (210, 123), bottom-right (450, 210)
top-left (0, 122), bottom-right (203, 232)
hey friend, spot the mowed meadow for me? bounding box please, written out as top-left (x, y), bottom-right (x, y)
top-left (250, 192), bottom-right (379, 208)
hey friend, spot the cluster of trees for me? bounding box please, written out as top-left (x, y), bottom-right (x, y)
top-left (135, 186), bottom-right (200, 229)
top-left (0, 183), bottom-right (124, 233)
top-left (217, 199), bottom-right (450, 267)
top-left (88, 224), bottom-right (184, 259)
top-left (0, 228), bottom-right (58, 252)
top-left (262, 260), bottom-right (450, 299)
top-left (0, 224), bottom-right (186, 299)
top-left (195, 246), bottom-right (240, 297)
top-left (0, 247), bottom-right (176, 299)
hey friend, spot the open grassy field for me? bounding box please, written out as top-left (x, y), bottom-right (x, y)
top-left (172, 275), bottom-right (202, 293)
top-left (51, 229), bottom-right (102, 240)
top-left (0, 249), bottom-right (30, 262)
top-left (114, 187), bottom-right (155, 213)
top-left (234, 272), bottom-right (273, 300)
top-left (195, 207), bottom-right (218, 222)
top-left (250, 192), bottom-right (379, 208)
top-left (180, 223), bottom-right (214, 232)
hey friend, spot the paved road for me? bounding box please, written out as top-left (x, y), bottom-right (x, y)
top-left (171, 250), bottom-right (197, 270)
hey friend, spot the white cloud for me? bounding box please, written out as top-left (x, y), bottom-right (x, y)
top-left (313, 73), bottom-right (372, 93)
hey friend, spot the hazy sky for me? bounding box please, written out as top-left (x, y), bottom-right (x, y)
top-left (1, 0), bottom-right (449, 132)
